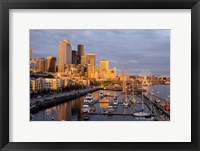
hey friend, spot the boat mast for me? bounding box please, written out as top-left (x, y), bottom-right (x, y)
top-left (122, 69), bottom-right (126, 94)
top-left (122, 69), bottom-right (127, 102)
top-left (132, 79), bottom-right (135, 102)
top-left (142, 91), bottom-right (144, 111)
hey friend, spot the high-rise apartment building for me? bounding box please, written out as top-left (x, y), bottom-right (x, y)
top-left (81, 54), bottom-right (96, 78)
top-left (47, 56), bottom-right (56, 72)
top-left (72, 50), bottom-right (77, 64)
top-left (58, 38), bottom-right (72, 73)
top-left (36, 58), bottom-right (46, 72)
top-left (81, 54), bottom-right (96, 66)
top-left (100, 60), bottom-right (109, 79)
top-left (77, 44), bottom-right (84, 64)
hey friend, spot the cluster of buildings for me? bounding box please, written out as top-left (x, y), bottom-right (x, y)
top-left (30, 38), bottom-right (117, 93)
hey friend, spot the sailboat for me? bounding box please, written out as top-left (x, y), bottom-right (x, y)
top-left (133, 91), bottom-right (151, 117)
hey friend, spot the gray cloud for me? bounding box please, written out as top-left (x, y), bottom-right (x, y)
top-left (30, 29), bottom-right (170, 76)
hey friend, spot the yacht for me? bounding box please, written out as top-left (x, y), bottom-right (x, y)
top-left (84, 93), bottom-right (95, 104)
top-left (107, 105), bottom-right (114, 113)
top-left (155, 99), bottom-right (161, 104)
top-left (81, 104), bottom-right (91, 113)
top-left (113, 97), bottom-right (118, 106)
top-left (133, 91), bottom-right (152, 118)
top-left (123, 96), bottom-right (129, 107)
top-left (99, 90), bottom-right (104, 98)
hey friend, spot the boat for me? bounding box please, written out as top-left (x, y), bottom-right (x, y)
top-left (99, 90), bottom-right (104, 98)
top-left (107, 105), bottom-right (114, 113)
top-left (81, 104), bottom-right (91, 113)
top-left (155, 99), bottom-right (160, 103)
top-left (113, 97), bottom-right (118, 106)
top-left (133, 91), bottom-right (152, 118)
top-left (84, 93), bottom-right (95, 104)
top-left (123, 96), bottom-right (129, 107)
top-left (133, 112), bottom-right (152, 117)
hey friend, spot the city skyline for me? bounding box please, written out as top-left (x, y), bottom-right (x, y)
top-left (30, 29), bottom-right (170, 76)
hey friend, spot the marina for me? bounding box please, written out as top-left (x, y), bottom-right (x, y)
top-left (31, 84), bottom-right (170, 121)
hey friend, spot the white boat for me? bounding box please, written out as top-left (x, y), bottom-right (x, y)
top-left (99, 90), bottom-right (104, 98)
top-left (107, 105), bottom-right (114, 113)
top-left (133, 91), bottom-right (152, 117)
top-left (155, 99), bottom-right (160, 103)
top-left (81, 104), bottom-right (91, 113)
top-left (123, 96), bottom-right (129, 107)
top-left (113, 97), bottom-right (118, 106)
top-left (84, 93), bottom-right (95, 104)
top-left (133, 112), bottom-right (151, 117)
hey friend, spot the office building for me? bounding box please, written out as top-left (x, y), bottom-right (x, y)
top-left (47, 56), bottom-right (56, 72)
top-left (36, 58), bottom-right (46, 72)
top-left (77, 44), bottom-right (84, 64)
top-left (81, 54), bottom-right (96, 66)
top-left (58, 38), bottom-right (72, 73)
top-left (72, 50), bottom-right (77, 64)
top-left (100, 60), bottom-right (109, 77)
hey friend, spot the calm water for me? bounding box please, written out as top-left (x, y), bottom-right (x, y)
top-left (143, 85), bottom-right (170, 101)
top-left (32, 85), bottom-right (170, 121)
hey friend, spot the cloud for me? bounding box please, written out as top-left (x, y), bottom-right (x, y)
top-left (109, 60), bottom-right (118, 64)
top-left (128, 60), bottom-right (138, 64)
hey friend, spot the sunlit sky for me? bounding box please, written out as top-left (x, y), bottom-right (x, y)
top-left (30, 29), bottom-right (170, 76)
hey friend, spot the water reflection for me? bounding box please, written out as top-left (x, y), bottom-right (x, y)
top-left (99, 97), bottom-right (109, 109)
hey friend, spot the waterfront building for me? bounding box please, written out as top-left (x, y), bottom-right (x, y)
top-left (58, 38), bottom-right (72, 73)
top-left (30, 48), bottom-right (32, 60)
top-left (72, 50), bottom-right (77, 64)
top-left (36, 58), bottom-right (46, 72)
top-left (77, 44), bottom-right (84, 64)
top-left (46, 56), bottom-right (56, 73)
top-left (31, 77), bottom-right (65, 92)
top-left (30, 78), bottom-right (36, 92)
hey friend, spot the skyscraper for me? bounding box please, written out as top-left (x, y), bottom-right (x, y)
top-left (36, 58), bottom-right (46, 72)
top-left (58, 38), bottom-right (72, 73)
top-left (100, 60), bottom-right (109, 79)
top-left (47, 56), bottom-right (56, 72)
top-left (72, 50), bottom-right (77, 64)
top-left (81, 54), bottom-right (96, 79)
top-left (81, 54), bottom-right (96, 66)
top-left (77, 44), bottom-right (84, 64)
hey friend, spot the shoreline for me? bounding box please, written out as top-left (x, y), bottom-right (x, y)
top-left (30, 87), bottom-right (102, 113)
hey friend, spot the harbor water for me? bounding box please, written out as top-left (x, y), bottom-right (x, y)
top-left (31, 85), bottom-right (170, 121)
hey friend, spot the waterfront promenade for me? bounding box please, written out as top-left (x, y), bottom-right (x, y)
top-left (30, 87), bottom-right (101, 113)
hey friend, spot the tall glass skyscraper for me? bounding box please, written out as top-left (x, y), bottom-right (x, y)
top-left (58, 38), bottom-right (72, 73)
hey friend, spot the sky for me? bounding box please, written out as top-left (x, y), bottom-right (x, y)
top-left (30, 29), bottom-right (170, 76)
